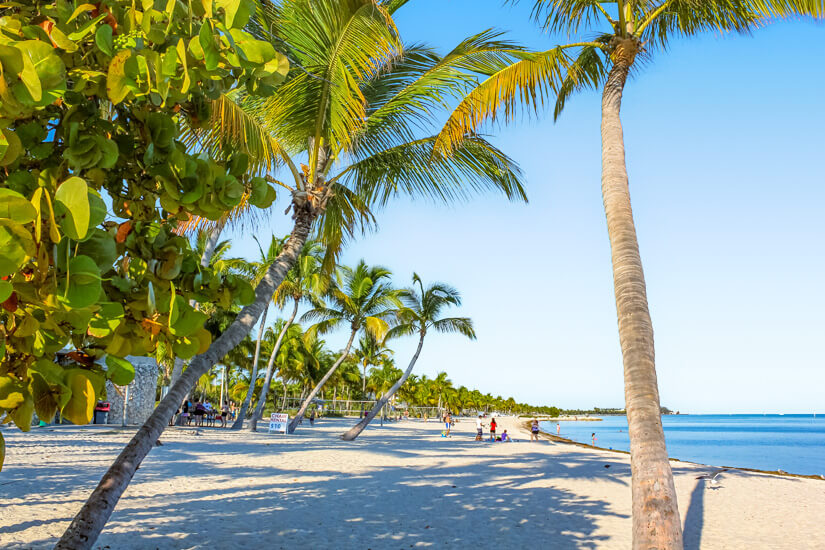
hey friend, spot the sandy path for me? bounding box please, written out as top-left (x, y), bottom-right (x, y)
top-left (1, 417), bottom-right (823, 549)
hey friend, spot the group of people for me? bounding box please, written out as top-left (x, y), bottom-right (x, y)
top-left (172, 400), bottom-right (236, 427)
top-left (475, 415), bottom-right (511, 442)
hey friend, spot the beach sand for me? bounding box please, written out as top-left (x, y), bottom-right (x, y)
top-left (1, 416), bottom-right (823, 549)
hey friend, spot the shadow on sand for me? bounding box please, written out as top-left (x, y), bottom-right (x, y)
top-left (1, 421), bottom-right (630, 549)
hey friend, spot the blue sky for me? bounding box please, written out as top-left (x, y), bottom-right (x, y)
top-left (225, 2), bottom-right (825, 413)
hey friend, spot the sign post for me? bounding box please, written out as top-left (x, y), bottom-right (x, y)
top-left (268, 413), bottom-right (288, 434)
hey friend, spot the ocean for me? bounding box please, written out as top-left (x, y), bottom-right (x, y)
top-left (540, 414), bottom-right (825, 476)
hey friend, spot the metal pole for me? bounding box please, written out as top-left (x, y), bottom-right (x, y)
top-left (122, 385), bottom-right (129, 427)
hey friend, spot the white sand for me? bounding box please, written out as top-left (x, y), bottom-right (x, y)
top-left (1, 416), bottom-right (823, 549)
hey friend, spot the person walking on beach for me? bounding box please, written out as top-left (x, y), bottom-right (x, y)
top-left (591, 433), bottom-right (597, 446)
top-left (489, 417), bottom-right (497, 440)
top-left (310, 409), bottom-right (316, 427)
top-left (475, 415), bottom-right (484, 441)
top-left (530, 419), bottom-right (540, 441)
top-left (444, 412), bottom-right (452, 436)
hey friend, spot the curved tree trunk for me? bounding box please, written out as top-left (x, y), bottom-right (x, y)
top-left (287, 329), bottom-right (357, 433)
top-left (55, 203), bottom-right (316, 550)
top-left (172, 220), bottom-right (226, 424)
top-left (342, 333), bottom-right (424, 440)
top-left (248, 300), bottom-right (300, 431)
top-left (231, 305), bottom-right (269, 429)
top-left (601, 44), bottom-right (683, 550)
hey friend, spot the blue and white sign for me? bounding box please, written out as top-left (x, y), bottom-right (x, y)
top-left (268, 413), bottom-right (288, 434)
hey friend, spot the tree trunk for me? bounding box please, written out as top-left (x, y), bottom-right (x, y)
top-left (55, 203), bottom-right (316, 550)
top-left (287, 329), bottom-right (357, 433)
top-left (249, 300), bottom-right (300, 431)
top-left (342, 332), bottom-right (424, 441)
top-left (601, 45), bottom-right (683, 550)
top-left (200, 218), bottom-right (226, 268)
top-left (231, 305), bottom-right (269, 429)
top-left (281, 382), bottom-right (289, 411)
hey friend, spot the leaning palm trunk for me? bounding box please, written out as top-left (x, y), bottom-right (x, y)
top-left (56, 203), bottom-right (317, 550)
top-left (231, 305), bottom-right (269, 429)
top-left (248, 300), bottom-right (300, 431)
top-left (601, 41), bottom-right (682, 550)
top-left (287, 329), bottom-right (357, 433)
top-left (342, 333), bottom-right (424, 440)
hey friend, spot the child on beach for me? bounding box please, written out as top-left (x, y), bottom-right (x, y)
top-left (444, 412), bottom-right (452, 436)
top-left (591, 433), bottom-right (597, 446)
top-left (501, 430), bottom-right (511, 442)
top-left (530, 419), bottom-right (539, 441)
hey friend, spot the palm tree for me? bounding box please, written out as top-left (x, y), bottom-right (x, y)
top-left (289, 261), bottom-right (400, 432)
top-left (424, 2), bottom-right (824, 546)
top-left (230, 235), bottom-right (288, 428)
top-left (64, 1), bottom-right (529, 543)
top-left (249, 241), bottom-right (326, 431)
top-left (353, 334), bottom-right (395, 415)
top-left (343, 274), bottom-right (475, 440)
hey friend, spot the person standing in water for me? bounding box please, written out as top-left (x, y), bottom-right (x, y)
top-left (556, 423), bottom-right (561, 435)
top-left (591, 432), bottom-right (597, 446)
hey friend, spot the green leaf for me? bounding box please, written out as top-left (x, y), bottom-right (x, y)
top-left (88, 302), bottom-right (124, 338)
top-left (170, 305), bottom-right (208, 337)
top-left (30, 372), bottom-right (59, 423)
top-left (95, 24), bottom-right (114, 56)
top-left (55, 176), bottom-right (90, 239)
top-left (0, 128), bottom-right (22, 166)
top-left (9, 395), bottom-right (33, 431)
top-left (105, 355), bottom-right (135, 386)
top-left (77, 228), bottom-right (117, 272)
top-left (199, 21), bottom-right (219, 71)
top-left (59, 255), bottom-right (102, 308)
top-left (0, 375), bottom-right (26, 409)
top-left (107, 50), bottom-right (134, 104)
top-left (0, 219), bottom-right (35, 277)
top-left (0, 280), bottom-right (11, 303)
top-left (0, 188), bottom-right (37, 223)
top-left (62, 370), bottom-right (95, 425)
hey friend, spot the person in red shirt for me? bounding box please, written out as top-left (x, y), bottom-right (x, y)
top-left (489, 417), bottom-right (497, 440)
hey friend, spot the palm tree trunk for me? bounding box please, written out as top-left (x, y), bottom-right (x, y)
top-left (287, 329), bottom-right (357, 433)
top-left (200, 218), bottom-right (226, 268)
top-left (56, 202), bottom-right (316, 550)
top-left (231, 305), bottom-right (269, 429)
top-left (248, 300), bottom-right (300, 431)
top-left (281, 382), bottom-right (289, 411)
top-left (601, 44), bottom-right (682, 550)
top-left (342, 332), bottom-right (425, 441)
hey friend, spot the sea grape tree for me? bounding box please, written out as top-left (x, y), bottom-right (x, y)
top-left (0, 0), bottom-right (287, 468)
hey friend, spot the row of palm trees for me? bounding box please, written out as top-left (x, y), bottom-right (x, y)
top-left (61, 1), bottom-right (824, 548)
top-left (187, 234), bottom-right (560, 437)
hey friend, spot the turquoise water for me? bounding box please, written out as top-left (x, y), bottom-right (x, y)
top-left (540, 415), bottom-right (825, 476)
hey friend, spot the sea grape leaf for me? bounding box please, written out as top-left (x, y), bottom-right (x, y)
top-left (0, 280), bottom-right (11, 303)
top-left (0, 219), bottom-right (35, 277)
top-left (55, 176), bottom-right (90, 240)
top-left (105, 355), bottom-right (135, 386)
top-left (62, 370), bottom-right (95, 425)
top-left (107, 50), bottom-right (134, 104)
top-left (58, 255), bottom-right (102, 309)
top-left (0, 188), bottom-right (37, 223)
top-left (94, 24), bottom-right (113, 56)
top-left (0, 375), bottom-right (26, 409)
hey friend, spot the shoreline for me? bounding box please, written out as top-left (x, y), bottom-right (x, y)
top-left (522, 420), bottom-right (825, 481)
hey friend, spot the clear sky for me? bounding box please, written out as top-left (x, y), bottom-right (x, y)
top-left (225, 1), bottom-right (825, 414)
